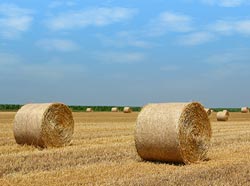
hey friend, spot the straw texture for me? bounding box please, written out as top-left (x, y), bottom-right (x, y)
top-left (241, 107), bottom-right (249, 113)
top-left (135, 102), bottom-right (211, 164)
top-left (111, 107), bottom-right (119, 112)
top-left (216, 110), bottom-right (229, 121)
top-left (13, 103), bottom-right (74, 148)
top-left (123, 107), bottom-right (132, 113)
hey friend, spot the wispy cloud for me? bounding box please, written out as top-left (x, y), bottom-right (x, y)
top-left (160, 65), bottom-right (180, 72)
top-left (0, 53), bottom-right (21, 65)
top-left (0, 3), bottom-right (33, 39)
top-left (46, 7), bottom-right (137, 31)
top-left (177, 32), bottom-right (215, 46)
top-left (96, 51), bottom-right (146, 64)
top-left (201, 0), bottom-right (250, 7)
top-left (97, 31), bottom-right (151, 48)
top-left (36, 39), bottom-right (79, 52)
top-left (0, 53), bottom-right (85, 80)
top-left (147, 11), bottom-right (193, 36)
top-left (203, 48), bottom-right (250, 78)
top-left (49, 1), bottom-right (76, 8)
top-left (210, 19), bottom-right (250, 35)
top-left (172, 18), bottom-right (250, 46)
top-left (205, 53), bottom-right (238, 65)
top-left (19, 59), bottom-right (85, 80)
top-left (205, 49), bottom-right (250, 64)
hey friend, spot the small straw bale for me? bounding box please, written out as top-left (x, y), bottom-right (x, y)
top-left (123, 107), bottom-right (132, 113)
top-left (204, 108), bottom-right (212, 116)
top-left (13, 103), bottom-right (74, 148)
top-left (217, 110), bottom-right (229, 121)
top-left (86, 108), bottom-right (93, 112)
top-left (135, 102), bottom-right (211, 164)
top-left (241, 107), bottom-right (249, 113)
top-left (111, 107), bottom-right (119, 112)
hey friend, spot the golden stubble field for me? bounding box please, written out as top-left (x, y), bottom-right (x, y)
top-left (0, 111), bottom-right (250, 186)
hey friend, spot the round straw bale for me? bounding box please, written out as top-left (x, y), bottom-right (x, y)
top-left (111, 107), bottom-right (119, 112)
top-left (135, 102), bottom-right (211, 164)
top-left (13, 103), bottom-right (74, 148)
top-left (123, 107), bottom-right (132, 113)
top-left (241, 107), bottom-right (249, 113)
top-left (217, 110), bottom-right (229, 121)
top-left (86, 108), bottom-right (93, 112)
top-left (204, 108), bottom-right (212, 116)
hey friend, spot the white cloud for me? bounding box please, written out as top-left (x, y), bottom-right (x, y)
top-left (36, 39), bottom-right (78, 52)
top-left (201, 0), bottom-right (250, 7)
top-left (0, 3), bottom-right (33, 39)
top-left (174, 18), bottom-right (250, 46)
top-left (96, 51), bottom-right (146, 64)
top-left (237, 20), bottom-right (250, 34)
top-left (147, 11), bottom-right (193, 36)
top-left (46, 7), bottom-right (137, 31)
top-left (177, 32), bottom-right (215, 46)
top-left (209, 20), bottom-right (235, 35)
top-left (210, 20), bottom-right (250, 36)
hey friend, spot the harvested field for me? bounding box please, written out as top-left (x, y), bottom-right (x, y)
top-left (0, 111), bottom-right (250, 186)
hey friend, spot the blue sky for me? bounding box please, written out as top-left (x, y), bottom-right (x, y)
top-left (1, 0), bottom-right (250, 107)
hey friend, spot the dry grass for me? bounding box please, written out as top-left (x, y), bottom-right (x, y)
top-left (0, 111), bottom-right (250, 185)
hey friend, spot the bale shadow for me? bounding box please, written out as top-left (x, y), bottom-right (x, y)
top-left (139, 157), bottom-right (211, 166)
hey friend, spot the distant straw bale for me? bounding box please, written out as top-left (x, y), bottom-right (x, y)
top-left (135, 102), bottom-right (211, 164)
top-left (217, 110), bottom-right (229, 121)
top-left (86, 108), bottom-right (93, 112)
top-left (205, 108), bottom-right (212, 116)
top-left (111, 107), bottom-right (119, 112)
top-left (13, 103), bottom-right (74, 148)
top-left (123, 107), bottom-right (132, 113)
top-left (223, 110), bottom-right (229, 115)
top-left (241, 107), bottom-right (249, 113)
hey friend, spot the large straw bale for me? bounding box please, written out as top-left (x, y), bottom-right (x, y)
top-left (111, 107), bottom-right (119, 112)
top-left (13, 103), bottom-right (74, 148)
top-left (123, 107), bottom-right (132, 113)
top-left (241, 107), bottom-right (249, 113)
top-left (135, 102), bottom-right (211, 164)
top-left (216, 110), bottom-right (229, 121)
